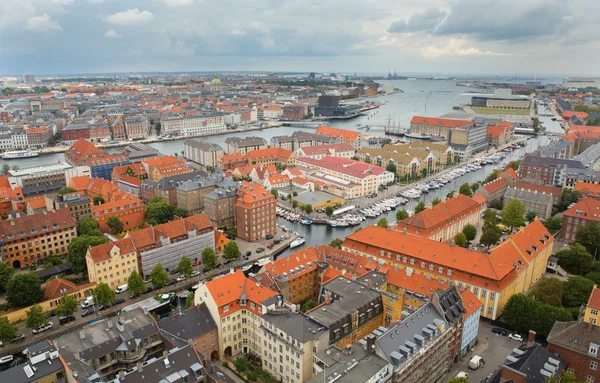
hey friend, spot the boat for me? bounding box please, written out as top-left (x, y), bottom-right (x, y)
top-left (300, 217), bottom-right (313, 225)
top-left (1, 150), bottom-right (39, 159)
top-left (255, 257), bottom-right (271, 267)
top-left (0, 355), bottom-right (13, 364)
top-left (405, 133), bottom-right (430, 140)
top-left (290, 236), bottom-right (306, 248)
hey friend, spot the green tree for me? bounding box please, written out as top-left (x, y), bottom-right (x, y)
top-left (25, 304), bottom-right (49, 333)
top-left (57, 186), bottom-right (77, 195)
top-left (56, 294), bottom-right (79, 317)
top-left (386, 162), bottom-right (397, 174)
top-left (555, 244), bottom-right (593, 275)
top-left (127, 270), bottom-right (146, 295)
top-left (530, 278), bottom-right (564, 307)
top-left (526, 211), bottom-right (537, 222)
top-left (292, 200), bottom-right (298, 210)
top-left (0, 262), bottom-right (15, 293)
top-left (483, 210), bottom-right (499, 227)
top-left (292, 191), bottom-right (298, 197)
top-left (234, 357), bottom-right (248, 373)
top-left (462, 224), bottom-right (477, 242)
top-left (585, 271), bottom-right (600, 285)
top-left (505, 160), bottom-right (520, 171)
top-left (484, 170), bottom-right (499, 184)
top-left (447, 378), bottom-right (469, 383)
top-left (575, 222), bottom-right (600, 256)
top-left (377, 218), bottom-right (388, 228)
top-left (414, 201), bottom-right (426, 214)
top-left (300, 298), bottom-right (318, 312)
top-left (563, 276), bottom-right (595, 307)
top-left (107, 216), bottom-right (124, 235)
top-left (145, 197), bottom-right (188, 225)
top-left (431, 197), bottom-right (442, 206)
top-left (502, 294), bottom-right (572, 337)
top-left (77, 216), bottom-right (103, 236)
top-left (480, 226), bottom-right (501, 248)
top-left (459, 182), bottom-right (472, 197)
top-left (470, 182), bottom-right (480, 192)
top-left (502, 198), bottom-right (525, 231)
top-left (304, 204), bottom-right (313, 215)
top-left (44, 256), bottom-right (63, 269)
top-left (93, 196), bottom-right (105, 205)
top-left (67, 235), bottom-right (109, 274)
top-left (185, 293), bottom-right (195, 309)
top-left (325, 205), bottom-right (334, 217)
top-left (94, 282), bottom-right (116, 306)
top-left (1, 163), bottom-right (10, 175)
top-left (0, 317), bottom-right (18, 343)
top-left (202, 247), bottom-right (217, 269)
top-left (178, 256), bottom-right (194, 278)
top-left (544, 216), bottom-right (562, 231)
top-left (329, 238), bottom-right (343, 249)
top-left (447, 190), bottom-right (455, 198)
top-left (223, 241), bottom-right (241, 260)
top-left (149, 263), bottom-right (170, 289)
top-left (6, 272), bottom-right (44, 307)
top-left (558, 190), bottom-right (581, 212)
top-left (270, 188), bottom-right (278, 199)
top-left (454, 232), bottom-right (467, 247)
top-left (396, 209), bottom-right (409, 221)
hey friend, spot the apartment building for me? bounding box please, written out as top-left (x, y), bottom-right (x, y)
top-left (561, 197), bottom-right (600, 242)
top-left (410, 116), bottom-right (476, 140)
top-left (124, 116), bottom-right (149, 139)
top-left (487, 121), bottom-right (514, 147)
top-left (142, 156), bottom-right (190, 181)
top-left (476, 177), bottom-right (509, 202)
top-left (342, 220), bottom-right (554, 320)
top-left (0, 208), bottom-right (77, 269)
top-left (45, 193), bottom-right (92, 223)
top-left (87, 237), bottom-right (139, 287)
top-left (25, 126), bottom-right (51, 148)
top-left (29, 99), bottom-right (69, 112)
top-left (263, 174), bottom-right (290, 190)
top-left (176, 172), bottom-right (237, 215)
top-left (140, 171), bottom-right (206, 205)
top-left (219, 152), bottom-right (248, 170)
top-left (576, 181), bottom-right (600, 200)
top-left (224, 136), bottom-right (268, 154)
top-left (92, 194), bottom-right (145, 233)
top-left (110, 118), bottom-right (126, 140)
top-left (183, 139), bottom-right (224, 168)
top-left (448, 123), bottom-right (488, 159)
top-left (65, 137), bottom-right (105, 166)
top-left (0, 342), bottom-right (68, 383)
top-left (246, 147), bottom-right (296, 167)
top-left (0, 175), bottom-right (23, 216)
top-left (519, 155), bottom-right (586, 186)
top-left (160, 112), bottom-right (227, 136)
top-left (295, 143), bottom-right (354, 160)
top-left (315, 125), bottom-right (364, 151)
top-left (89, 153), bottom-right (131, 180)
top-left (204, 187), bottom-right (238, 228)
top-left (235, 182), bottom-right (277, 241)
top-left (503, 187), bottom-right (554, 219)
top-left (396, 194), bottom-right (483, 242)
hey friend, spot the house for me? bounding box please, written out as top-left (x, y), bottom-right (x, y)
top-left (263, 174), bottom-right (290, 189)
top-left (246, 147), bottom-right (296, 167)
top-left (561, 197), bottom-right (600, 242)
top-left (64, 137), bottom-right (105, 166)
top-left (295, 143), bottom-right (355, 160)
top-left (315, 125), bottom-right (364, 151)
top-left (504, 187), bottom-right (554, 219)
top-left (476, 177), bottom-right (509, 203)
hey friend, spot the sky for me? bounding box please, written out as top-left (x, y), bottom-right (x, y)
top-left (0, 0), bottom-right (599, 77)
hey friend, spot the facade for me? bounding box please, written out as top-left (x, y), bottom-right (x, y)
top-left (224, 136), bottom-right (268, 154)
top-left (219, 152), bottom-right (248, 170)
top-left (503, 187), bottom-right (554, 219)
top-left (160, 112), bottom-right (227, 136)
top-left (410, 116), bottom-right (476, 139)
top-left (7, 162), bottom-right (91, 197)
top-left (246, 147), bottom-right (296, 167)
top-left (263, 174), bottom-right (290, 189)
top-left (0, 342), bottom-right (68, 383)
top-left (29, 99), bottom-right (69, 112)
top-left (124, 116), bottom-right (149, 139)
top-left (87, 237), bottom-right (139, 288)
top-left (110, 118), bottom-right (127, 140)
top-left (487, 121), bottom-right (514, 147)
top-left (204, 187), bottom-right (238, 228)
top-left (235, 182), bottom-right (277, 241)
top-left (25, 126), bottom-right (52, 148)
top-left (561, 197), bottom-right (600, 242)
top-left (175, 172), bottom-right (237, 215)
top-left (89, 153), bottom-right (131, 180)
top-left (519, 155), bottom-right (586, 186)
top-left (459, 289), bottom-right (482, 357)
top-left (577, 181), bottom-right (600, 200)
top-left (476, 177), bottom-right (509, 202)
top-left (140, 171), bottom-right (206, 205)
top-left (0, 208), bottom-right (77, 269)
top-left (45, 193), bottom-right (92, 223)
top-left (295, 143), bottom-right (355, 160)
top-left (183, 139), bottom-right (224, 168)
top-left (396, 194), bottom-right (482, 242)
top-left (315, 125), bottom-right (364, 151)
top-left (92, 194), bottom-right (145, 233)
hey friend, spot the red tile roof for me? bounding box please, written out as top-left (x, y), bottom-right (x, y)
top-left (482, 177), bottom-right (508, 195)
top-left (460, 288), bottom-right (483, 318)
top-left (315, 126), bottom-right (360, 142)
top-left (235, 182), bottom-right (276, 208)
top-left (205, 270), bottom-right (277, 311)
top-left (246, 148), bottom-right (293, 163)
top-left (410, 116), bottom-right (474, 128)
top-left (398, 194), bottom-right (480, 231)
top-left (588, 286), bottom-right (600, 311)
top-left (297, 143), bottom-right (355, 156)
top-left (515, 181), bottom-right (562, 197)
top-left (262, 248), bottom-right (319, 282)
top-left (575, 182), bottom-right (600, 199)
top-left (65, 138), bottom-right (104, 165)
top-left (563, 197), bottom-right (600, 221)
top-left (296, 156), bottom-right (386, 179)
top-left (0, 208), bottom-right (76, 243)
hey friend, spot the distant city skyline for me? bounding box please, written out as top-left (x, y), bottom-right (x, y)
top-left (0, 0), bottom-right (598, 76)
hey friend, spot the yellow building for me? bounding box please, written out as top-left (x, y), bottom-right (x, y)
top-left (584, 285), bottom-right (600, 325)
top-left (86, 237), bottom-right (139, 288)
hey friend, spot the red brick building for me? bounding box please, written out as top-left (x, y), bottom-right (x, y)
top-left (548, 321), bottom-right (600, 382)
top-left (282, 105), bottom-right (305, 120)
top-left (561, 197), bottom-right (600, 242)
top-left (92, 194), bottom-right (145, 233)
top-left (219, 152), bottom-right (248, 170)
top-left (235, 182), bottom-right (276, 241)
top-left (64, 138), bottom-right (105, 166)
top-left (26, 126), bottom-right (52, 148)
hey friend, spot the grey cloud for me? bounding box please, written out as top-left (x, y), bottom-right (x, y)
top-left (388, 7), bottom-right (447, 33)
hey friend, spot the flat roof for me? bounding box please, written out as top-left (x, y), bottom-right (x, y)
top-left (8, 162), bottom-right (73, 176)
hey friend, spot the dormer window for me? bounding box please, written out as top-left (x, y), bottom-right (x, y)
top-left (590, 343), bottom-right (599, 357)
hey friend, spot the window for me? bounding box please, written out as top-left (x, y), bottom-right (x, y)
top-left (587, 376), bottom-right (595, 382)
top-left (591, 361), bottom-right (598, 371)
top-left (592, 309), bottom-right (599, 316)
top-left (223, 305), bottom-right (229, 313)
top-left (487, 307), bottom-right (493, 315)
top-left (589, 344), bottom-right (598, 357)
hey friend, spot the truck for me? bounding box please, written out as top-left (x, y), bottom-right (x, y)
top-left (456, 371), bottom-right (469, 379)
top-left (469, 355), bottom-right (483, 370)
top-left (115, 284), bottom-right (128, 294)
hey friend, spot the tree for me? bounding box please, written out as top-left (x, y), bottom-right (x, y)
top-left (502, 198), bottom-right (525, 231)
top-left (505, 160), bottom-right (520, 171)
top-left (447, 190), bottom-right (455, 198)
top-left (544, 216), bottom-right (562, 231)
top-left (502, 294), bottom-right (572, 337)
top-left (292, 191), bottom-right (298, 197)
top-left (325, 205), bottom-right (334, 217)
top-left (329, 238), bottom-right (343, 249)
top-left (304, 204), bottom-right (313, 215)
top-left (56, 294), bottom-right (79, 317)
top-left (300, 298), bottom-right (318, 312)
top-left (1, 163), bottom-right (10, 175)
top-left (386, 162), bottom-right (397, 174)
top-left (178, 256), bottom-right (194, 278)
top-left (377, 218), bottom-right (388, 228)
top-left (67, 235), bottom-right (108, 274)
top-left (555, 244), bottom-right (593, 275)
top-left (292, 200), bottom-right (298, 210)
top-left (558, 190), bottom-right (581, 212)
top-left (575, 222), bottom-right (600, 256)
top-left (127, 270), bottom-right (146, 295)
top-left (107, 216), bottom-right (124, 235)
top-left (94, 283), bottom-right (116, 306)
top-left (185, 293), bottom-right (195, 309)
top-left (234, 357), bottom-right (248, 373)
top-left (223, 241), bottom-right (241, 260)
top-left (0, 262), bottom-right (15, 293)
top-left (480, 226), bottom-right (501, 248)
top-left (484, 170), bottom-right (499, 184)
top-left (483, 210), bottom-right (499, 227)
top-left (431, 197), bottom-right (442, 206)
top-left (462, 224), bottom-right (477, 242)
top-left (93, 196), bottom-right (105, 205)
top-left (270, 188), bottom-right (278, 199)
top-left (530, 278), bottom-right (564, 307)
top-left (78, 216), bottom-right (103, 236)
top-left (447, 378), bottom-right (469, 383)
top-left (470, 182), bottom-right (480, 192)
top-left (149, 263), bottom-right (170, 289)
top-left (458, 182), bottom-right (472, 197)
top-left (396, 209), bottom-right (409, 221)
top-left (454, 232), bottom-right (467, 247)
top-left (526, 211), bottom-right (537, 222)
top-left (145, 197), bottom-right (188, 225)
top-left (202, 247), bottom-right (217, 269)
top-left (25, 304), bottom-right (49, 333)
top-left (563, 276), bottom-right (595, 308)
top-left (44, 256), bottom-right (63, 269)
top-left (0, 317), bottom-right (18, 344)
top-left (414, 201), bottom-right (426, 214)
top-left (6, 272), bottom-right (44, 307)
top-left (57, 186), bottom-right (77, 195)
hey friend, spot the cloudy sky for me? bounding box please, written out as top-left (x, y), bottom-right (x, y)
top-left (0, 0), bottom-right (598, 76)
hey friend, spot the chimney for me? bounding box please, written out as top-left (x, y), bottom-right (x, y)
top-left (366, 279), bottom-right (373, 289)
top-left (325, 291), bottom-right (331, 305)
top-left (527, 330), bottom-right (536, 348)
top-left (589, 321), bottom-right (595, 332)
top-left (137, 362), bottom-right (143, 372)
top-left (119, 371), bottom-right (125, 380)
top-left (366, 334), bottom-right (377, 355)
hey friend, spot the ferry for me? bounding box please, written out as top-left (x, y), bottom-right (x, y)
top-left (1, 150), bottom-right (39, 159)
top-left (404, 133), bottom-right (430, 140)
top-left (290, 236), bottom-right (306, 249)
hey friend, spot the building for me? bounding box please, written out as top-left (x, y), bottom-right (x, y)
top-left (29, 98), bottom-right (69, 112)
top-left (184, 139), bottom-right (224, 168)
top-left (246, 147), bottom-right (296, 167)
top-left (476, 177), bottom-right (509, 203)
top-left (471, 89), bottom-right (531, 109)
top-left (159, 304), bottom-right (219, 360)
top-left (314, 97), bottom-right (361, 119)
top-left (0, 175), bottom-right (23, 216)
top-left (448, 123), bottom-right (488, 159)
top-left (7, 162), bottom-right (90, 197)
top-left (92, 194), bottom-right (145, 233)
top-left (160, 112), bottom-right (227, 136)
top-left (519, 155), bottom-right (586, 186)
top-left (410, 116), bottom-right (476, 140)
top-left (123, 142), bottom-right (160, 163)
top-left (263, 104), bottom-right (283, 120)
top-left (576, 181), bottom-right (600, 200)
top-left (282, 104), bottom-right (306, 120)
top-left (219, 152), bottom-right (248, 170)
top-left (504, 187), bottom-right (554, 219)
top-left (549, 320), bottom-right (600, 382)
top-left (142, 156), bottom-right (191, 181)
top-left (117, 176), bottom-right (143, 197)
top-left (89, 153), bottom-right (131, 180)
top-left (563, 77), bottom-right (600, 89)
top-left (0, 342), bottom-right (68, 383)
top-left (140, 171), bottom-right (206, 205)
top-left (487, 121), bottom-right (514, 147)
top-left (583, 285), bottom-right (600, 325)
top-left (0, 208), bottom-right (77, 269)
top-left (65, 138), bottom-right (105, 166)
top-left (295, 143), bottom-right (355, 160)
top-left (124, 116), bottom-right (149, 140)
top-left (396, 194), bottom-right (482, 242)
top-left (315, 125), bottom-right (364, 151)
top-left (110, 118), bottom-right (127, 140)
top-left (25, 126), bottom-right (51, 148)
top-left (176, 172), bottom-right (237, 215)
top-left (194, 270), bottom-right (278, 359)
top-left (87, 237), bottom-right (139, 287)
top-left (516, 181), bottom-right (563, 205)
top-left (561, 197), bottom-right (600, 242)
top-left (235, 182), bottom-right (276, 241)
top-left (263, 174), bottom-right (290, 190)
top-left (460, 289), bottom-right (482, 357)
top-left (23, 73), bottom-right (35, 84)
top-left (342, 221), bottom-right (554, 320)
top-left (204, 186), bottom-right (238, 228)
top-left (45, 192), bottom-right (92, 223)
top-left (224, 136), bottom-right (268, 154)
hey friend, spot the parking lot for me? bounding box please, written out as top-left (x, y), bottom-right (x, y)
top-left (447, 321), bottom-right (523, 383)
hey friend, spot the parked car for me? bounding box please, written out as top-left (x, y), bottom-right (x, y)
top-left (169, 268), bottom-right (179, 275)
top-left (113, 298), bottom-right (126, 305)
top-left (508, 333), bottom-right (523, 342)
top-left (266, 234), bottom-right (274, 240)
top-left (191, 271), bottom-right (201, 277)
top-left (129, 292), bottom-right (140, 299)
top-left (81, 309), bottom-right (95, 317)
top-left (273, 239), bottom-right (281, 244)
top-left (492, 328), bottom-right (507, 336)
top-left (59, 315), bottom-right (76, 325)
top-left (242, 251), bottom-right (251, 259)
top-left (33, 321), bottom-right (53, 334)
top-left (192, 259), bottom-right (202, 267)
top-left (98, 304), bottom-right (109, 311)
top-left (256, 247), bottom-right (265, 253)
top-left (11, 334), bottom-right (26, 343)
top-left (143, 286), bottom-right (154, 294)
top-left (167, 278), bottom-right (177, 286)
top-left (266, 242), bottom-right (275, 249)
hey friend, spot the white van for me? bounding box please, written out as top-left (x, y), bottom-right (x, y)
top-left (81, 296), bottom-right (94, 308)
top-left (115, 284), bottom-right (128, 294)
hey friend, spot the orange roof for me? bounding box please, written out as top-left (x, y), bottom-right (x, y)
top-left (69, 176), bottom-right (92, 191)
top-left (262, 247), bottom-right (319, 282)
top-left (284, 167), bottom-right (303, 176)
top-left (314, 245), bottom-right (375, 276)
top-left (221, 152), bottom-right (248, 165)
top-left (205, 270), bottom-right (277, 311)
top-left (587, 286), bottom-right (600, 311)
top-left (563, 111), bottom-right (588, 119)
top-left (43, 278), bottom-right (96, 301)
top-left (515, 181), bottom-right (562, 196)
top-left (482, 177), bottom-right (508, 195)
top-left (384, 266), bottom-right (450, 296)
top-left (398, 194), bottom-right (480, 232)
top-left (266, 174), bottom-right (290, 185)
top-left (142, 155), bottom-right (181, 168)
top-left (26, 197), bottom-right (47, 210)
top-left (88, 153), bottom-right (128, 166)
top-left (563, 197), bottom-right (600, 221)
top-left (487, 124), bottom-right (510, 139)
top-left (575, 182), bottom-right (600, 199)
top-left (501, 168), bottom-right (518, 181)
top-left (65, 138), bottom-right (104, 165)
top-left (460, 288), bottom-right (483, 318)
top-left (410, 116), bottom-right (474, 128)
top-left (471, 194), bottom-right (487, 205)
top-left (119, 175), bottom-right (143, 187)
top-left (0, 176), bottom-right (10, 189)
top-left (315, 126), bottom-right (360, 142)
top-left (235, 182), bottom-right (276, 208)
top-left (92, 193), bottom-right (142, 214)
top-left (246, 148), bottom-right (293, 162)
